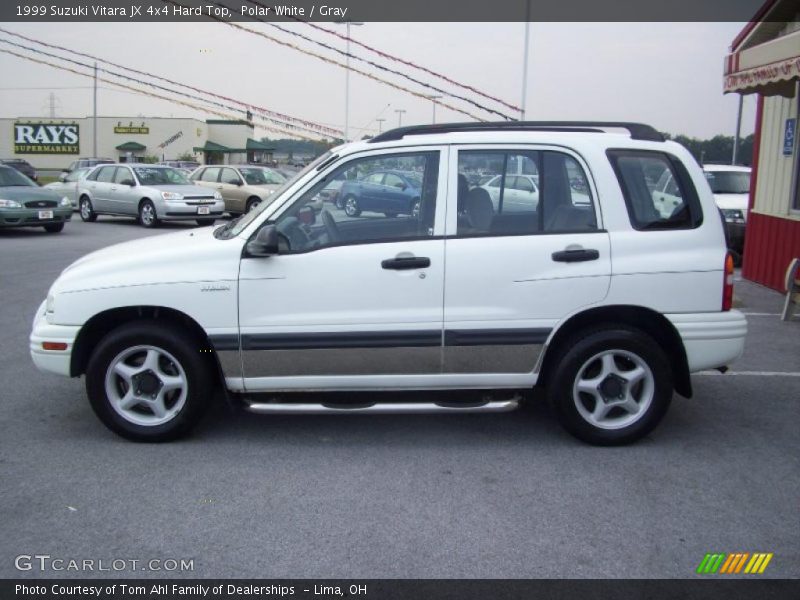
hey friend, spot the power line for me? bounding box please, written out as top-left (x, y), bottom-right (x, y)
top-left (0, 46), bottom-right (321, 141)
top-left (164, 0), bottom-right (486, 123)
top-left (0, 26), bottom-right (341, 138)
top-left (239, 0), bottom-right (514, 121)
top-left (288, 15), bottom-right (522, 114)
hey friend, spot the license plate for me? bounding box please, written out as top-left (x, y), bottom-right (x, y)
top-left (38, 210), bottom-right (54, 220)
top-left (197, 206), bottom-right (210, 215)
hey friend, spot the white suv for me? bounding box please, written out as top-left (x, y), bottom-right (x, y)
top-left (30, 122), bottom-right (747, 445)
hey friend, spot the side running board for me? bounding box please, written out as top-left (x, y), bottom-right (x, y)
top-left (243, 398), bottom-right (520, 415)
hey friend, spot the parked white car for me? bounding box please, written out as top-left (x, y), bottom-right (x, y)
top-left (703, 164), bottom-right (751, 222)
top-left (31, 122), bottom-right (746, 445)
top-left (480, 174), bottom-right (539, 212)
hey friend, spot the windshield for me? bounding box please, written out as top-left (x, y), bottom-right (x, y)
top-left (705, 171), bottom-right (751, 194)
top-left (0, 166), bottom-right (36, 187)
top-left (239, 167), bottom-right (287, 186)
top-left (133, 167), bottom-right (191, 186)
top-left (215, 151), bottom-right (333, 240)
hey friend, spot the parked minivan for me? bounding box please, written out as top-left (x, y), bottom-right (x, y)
top-left (31, 122), bottom-right (746, 444)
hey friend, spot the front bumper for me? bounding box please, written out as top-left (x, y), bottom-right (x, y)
top-left (158, 199), bottom-right (226, 220)
top-left (0, 207), bottom-right (73, 228)
top-left (667, 310), bottom-right (747, 372)
top-left (29, 300), bottom-right (79, 377)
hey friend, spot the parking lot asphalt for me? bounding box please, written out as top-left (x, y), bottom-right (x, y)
top-left (1, 217), bottom-right (798, 579)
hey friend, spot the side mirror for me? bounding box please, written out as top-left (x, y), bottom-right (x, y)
top-left (246, 225), bottom-right (279, 257)
top-left (58, 173), bottom-right (68, 182)
top-left (120, 179), bottom-right (135, 186)
top-left (227, 178), bottom-right (242, 186)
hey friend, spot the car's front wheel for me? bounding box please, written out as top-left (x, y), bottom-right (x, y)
top-left (343, 195), bottom-right (361, 217)
top-left (85, 321), bottom-right (213, 442)
top-left (79, 197), bottom-right (97, 222)
top-left (547, 327), bottom-right (672, 445)
top-left (139, 199), bottom-right (159, 228)
top-left (43, 223), bottom-right (65, 233)
top-left (246, 197), bottom-right (261, 213)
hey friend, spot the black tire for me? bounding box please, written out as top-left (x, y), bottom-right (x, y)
top-left (138, 199), bottom-right (159, 228)
top-left (196, 219), bottom-right (215, 226)
top-left (246, 197), bottom-right (261, 213)
top-left (43, 223), bottom-right (65, 233)
top-left (79, 196), bottom-right (97, 222)
top-left (85, 320), bottom-right (213, 442)
top-left (343, 195), bottom-right (361, 217)
top-left (546, 326), bottom-right (673, 446)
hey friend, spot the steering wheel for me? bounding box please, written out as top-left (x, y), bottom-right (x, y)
top-left (321, 209), bottom-right (341, 243)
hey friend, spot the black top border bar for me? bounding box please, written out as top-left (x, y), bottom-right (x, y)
top-left (0, 0), bottom-right (778, 22)
top-left (369, 121), bottom-right (666, 143)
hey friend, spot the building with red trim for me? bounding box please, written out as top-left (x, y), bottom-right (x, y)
top-left (724, 0), bottom-right (800, 291)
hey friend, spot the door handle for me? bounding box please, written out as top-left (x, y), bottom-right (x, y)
top-left (381, 256), bottom-right (431, 270)
top-left (551, 248), bottom-right (599, 262)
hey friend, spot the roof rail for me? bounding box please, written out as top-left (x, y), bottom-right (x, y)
top-left (368, 121), bottom-right (665, 143)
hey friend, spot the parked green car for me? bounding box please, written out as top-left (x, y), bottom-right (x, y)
top-left (0, 165), bottom-right (72, 233)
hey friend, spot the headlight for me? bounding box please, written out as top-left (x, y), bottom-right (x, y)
top-left (0, 199), bottom-right (22, 208)
top-left (60, 196), bottom-right (71, 206)
top-left (46, 294), bottom-right (55, 314)
top-left (161, 191), bottom-right (184, 201)
top-left (721, 209), bottom-right (745, 224)
top-left (213, 191), bottom-right (222, 200)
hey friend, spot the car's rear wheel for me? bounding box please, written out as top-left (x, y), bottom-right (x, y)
top-left (547, 327), bottom-right (672, 445)
top-left (343, 195), bottom-right (361, 217)
top-left (85, 321), bottom-right (213, 442)
top-left (43, 223), bottom-right (64, 233)
top-left (79, 197), bottom-right (97, 222)
top-left (139, 199), bottom-right (159, 228)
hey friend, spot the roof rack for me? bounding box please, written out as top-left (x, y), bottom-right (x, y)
top-left (368, 121), bottom-right (665, 143)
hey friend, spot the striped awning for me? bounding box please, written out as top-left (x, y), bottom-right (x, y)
top-left (724, 29), bottom-right (800, 96)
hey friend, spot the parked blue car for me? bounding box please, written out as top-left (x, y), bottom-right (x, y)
top-left (337, 170), bottom-right (422, 217)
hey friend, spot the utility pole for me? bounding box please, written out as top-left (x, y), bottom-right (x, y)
top-left (520, 0), bottom-right (531, 121)
top-left (732, 94), bottom-right (743, 165)
top-left (93, 61), bottom-right (98, 157)
top-left (395, 109), bottom-right (406, 127)
top-left (337, 21), bottom-right (363, 142)
top-left (426, 95), bottom-right (442, 124)
top-left (376, 118), bottom-right (386, 133)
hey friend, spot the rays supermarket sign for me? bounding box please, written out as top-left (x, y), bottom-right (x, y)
top-left (14, 123), bottom-right (79, 154)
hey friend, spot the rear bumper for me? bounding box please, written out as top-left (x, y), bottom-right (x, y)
top-left (667, 310), bottom-right (747, 372)
top-left (29, 300), bottom-right (79, 377)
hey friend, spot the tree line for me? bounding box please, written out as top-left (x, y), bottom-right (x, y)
top-left (261, 133), bottom-right (756, 167)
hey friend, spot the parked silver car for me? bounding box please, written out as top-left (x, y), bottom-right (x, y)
top-left (77, 164), bottom-right (224, 228)
top-left (44, 167), bottom-right (93, 209)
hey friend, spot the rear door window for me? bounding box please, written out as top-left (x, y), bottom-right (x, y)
top-left (456, 150), bottom-right (598, 236)
top-left (607, 150), bottom-right (702, 230)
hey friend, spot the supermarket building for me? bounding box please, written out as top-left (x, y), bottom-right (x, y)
top-left (0, 116), bottom-right (274, 170)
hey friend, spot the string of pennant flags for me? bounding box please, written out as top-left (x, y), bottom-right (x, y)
top-left (236, 0), bottom-right (516, 120)
top-left (0, 43), bottom-right (323, 141)
top-left (0, 26), bottom-right (342, 139)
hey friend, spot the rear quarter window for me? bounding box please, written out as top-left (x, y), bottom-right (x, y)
top-left (607, 149), bottom-right (703, 231)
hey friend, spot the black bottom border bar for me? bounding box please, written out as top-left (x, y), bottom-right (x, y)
top-left (3, 579), bottom-right (799, 600)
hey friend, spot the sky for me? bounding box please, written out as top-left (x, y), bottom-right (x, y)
top-left (0, 21), bottom-right (757, 141)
